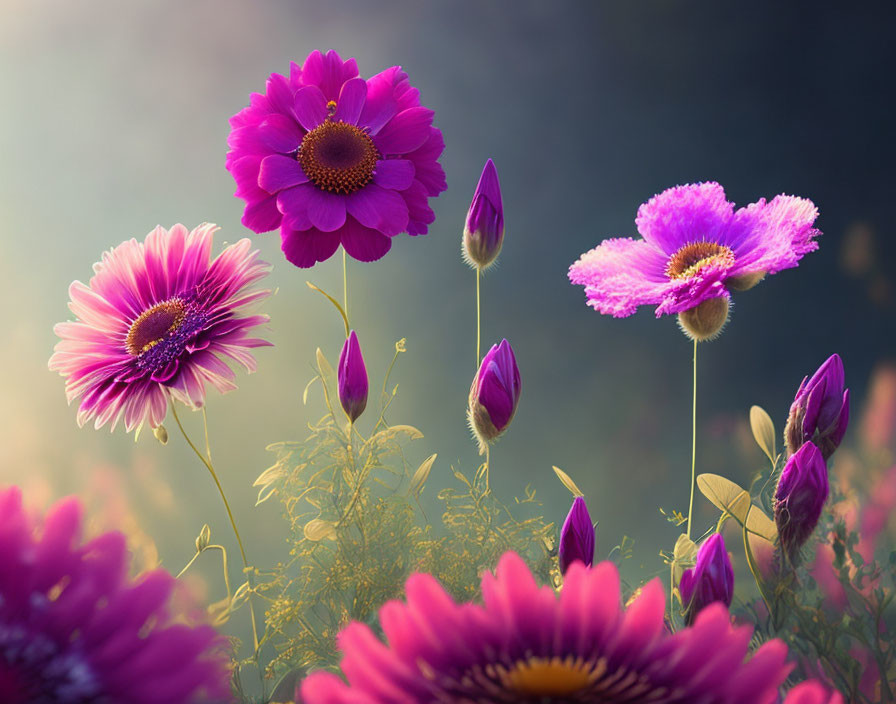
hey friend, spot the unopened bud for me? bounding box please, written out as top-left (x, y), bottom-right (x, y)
top-left (338, 330), bottom-right (368, 423)
top-left (784, 354), bottom-right (849, 459)
top-left (467, 339), bottom-right (521, 455)
top-left (558, 496), bottom-right (595, 574)
top-left (195, 523), bottom-right (211, 552)
top-left (678, 533), bottom-right (734, 625)
top-left (775, 441), bottom-right (829, 566)
top-left (462, 159), bottom-right (504, 270)
top-left (153, 424), bottom-right (169, 445)
top-left (677, 296), bottom-right (729, 342)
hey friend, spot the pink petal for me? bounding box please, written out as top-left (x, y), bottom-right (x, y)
top-left (374, 107), bottom-right (434, 155)
top-left (333, 77), bottom-right (367, 124)
top-left (280, 226), bottom-right (342, 268)
top-left (339, 217), bottom-right (393, 263)
top-left (345, 184), bottom-right (409, 236)
top-left (373, 159), bottom-right (415, 191)
top-left (294, 85), bottom-right (328, 131)
top-left (258, 154), bottom-right (308, 193)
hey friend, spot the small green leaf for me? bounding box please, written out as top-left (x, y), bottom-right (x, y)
top-left (696, 473), bottom-right (751, 523)
top-left (409, 453), bottom-right (437, 498)
top-left (230, 581), bottom-right (251, 611)
top-left (303, 518), bottom-right (337, 542)
top-left (316, 348), bottom-right (335, 383)
top-left (671, 533), bottom-right (698, 585)
top-left (552, 466), bottom-right (584, 497)
top-left (302, 375), bottom-right (320, 405)
top-left (368, 424), bottom-right (424, 449)
top-left (253, 463), bottom-right (286, 487)
top-left (749, 405), bottom-right (776, 464)
top-left (745, 504), bottom-right (777, 542)
top-left (194, 524), bottom-right (211, 552)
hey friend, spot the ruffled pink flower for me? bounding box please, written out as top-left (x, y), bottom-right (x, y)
top-left (0, 486), bottom-right (230, 703)
top-left (300, 551), bottom-right (799, 703)
top-left (569, 182), bottom-right (820, 318)
top-left (49, 224), bottom-right (271, 434)
top-left (227, 50), bottom-right (446, 268)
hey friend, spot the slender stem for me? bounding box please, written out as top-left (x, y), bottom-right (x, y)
top-left (686, 339), bottom-right (698, 540)
top-left (170, 402), bottom-right (260, 654)
top-left (484, 444), bottom-right (491, 495)
top-left (342, 248), bottom-right (349, 332)
top-left (476, 268), bottom-right (481, 366)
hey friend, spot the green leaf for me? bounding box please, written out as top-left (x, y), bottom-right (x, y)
top-left (749, 405), bottom-right (776, 465)
top-left (696, 473), bottom-right (751, 523)
top-left (302, 375), bottom-right (319, 405)
top-left (194, 524), bottom-right (211, 552)
top-left (671, 533), bottom-right (698, 586)
top-left (552, 466), bottom-right (584, 497)
top-left (745, 504), bottom-right (777, 542)
top-left (368, 424), bottom-right (424, 449)
top-left (409, 453), bottom-right (437, 498)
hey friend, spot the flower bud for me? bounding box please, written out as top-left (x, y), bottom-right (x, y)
top-left (775, 441), bottom-right (829, 566)
top-left (784, 354), bottom-right (849, 459)
top-left (468, 339), bottom-right (521, 454)
top-left (462, 159), bottom-right (504, 270)
top-left (678, 533), bottom-right (733, 625)
top-left (338, 330), bottom-right (368, 423)
top-left (677, 296), bottom-right (729, 342)
top-left (558, 496), bottom-right (595, 574)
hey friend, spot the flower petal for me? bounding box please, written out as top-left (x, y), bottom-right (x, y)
top-left (333, 77), bottom-right (367, 124)
top-left (258, 154), bottom-right (308, 193)
top-left (373, 159), bottom-right (415, 191)
top-left (346, 184), bottom-right (409, 236)
top-left (294, 85), bottom-right (329, 131)
top-left (301, 49), bottom-right (359, 102)
top-left (339, 217), bottom-right (393, 263)
top-left (375, 107), bottom-right (434, 155)
top-left (635, 182), bottom-right (735, 255)
top-left (280, 227), bottom-right (341, 269)
top-left (257, 113), bottom-right (303, 153)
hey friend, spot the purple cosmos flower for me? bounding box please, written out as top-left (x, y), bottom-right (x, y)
top-left (782, 682), bottom-right (844, 704)
top-left (785, 354), bottom-right (850, 460)
top-left (468, 339), bottom-right (521, 454)
top-left (227, 50), bottom-right (447, 268)
top-left (679, 533), bottom-right (734, 626)
top-left (558, 496), bottom-right (595, 574)
top-left (338, 330), bottom-right (368, 423)
top-left (0, 486), bottom-right (229, 703)
top-left (775, 441), bottom-right (830, 566)
top-left (49, 224), bottom-right (271, 434)
top-left (568, 182), bottom-right (820, 339)
top-left (299, 551), bottom-right (798, 703)
top-left (462, 158), bottom-right (504, 270)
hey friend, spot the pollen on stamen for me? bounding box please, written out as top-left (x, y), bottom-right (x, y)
top-left (326, 100), bottom-right (337, 117)
top-left (666, 242), bottom-right (735, 280)
top-left (298, 121), bottom-right (380, 195)
top-left (125, 299), bottom-right (186, 356)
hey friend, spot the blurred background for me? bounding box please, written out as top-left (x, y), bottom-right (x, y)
top-left (1, 0), bottom-right (894, 657)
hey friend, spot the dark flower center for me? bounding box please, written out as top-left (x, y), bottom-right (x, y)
top-left (298, 120), bottom-right (380, 194)
top-left (126, 299), bottom-right (186, 356)
top-left (666, 242), bottom-right (735, 280)
top-left (500, 656), bottom-right (595, 696)
top-left (0, 621), bottom-right (100, 703)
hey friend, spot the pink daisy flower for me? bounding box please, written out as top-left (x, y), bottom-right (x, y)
top-left (568, 182), bottom-right (820, 320)
top-left (49, 223), bottom-right (271, 434)
top-left (227, 49), bottom-right (447, 268)
top-left (0, 486), bottom-right (230, 703)
top-left (299, 551), bottom-right (823, 703)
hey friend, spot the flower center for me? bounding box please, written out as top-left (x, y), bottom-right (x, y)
top-left (500, 656), bottom-right (595, 697)
top-left (126, 299), bottom-right (186, 356)
top-left (665, 242), bottom-right (735, 280)
top-left (298, 120), bottom-right (380, 195)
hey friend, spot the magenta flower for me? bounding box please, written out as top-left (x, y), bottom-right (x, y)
top-left (49, 224), bottom-right (271, 434)
top-left (782, 682), bottom-right (844, 704)
top-left (227, 49), bottom-right (447, 268)
top-left (338, 330), bottom-right (368, 423)
top-left (558, 496), bottom-right (595, 574)
top-left (785, 354), bottom-right (850, 459)
top-left (568, 182), bottom-right (820, 339)
top-left (775, 441), bottom-right (830, 566)
top-left (0, 486), bottom-right (230, 703)
top-left (300, 551), bottom-right (798, 703)
top-left (462, 158), bottom-right (504, 270)
top-left (679, 533), bottom-right (734, 626)
top-left (468, 339), bottom-right (521, 454)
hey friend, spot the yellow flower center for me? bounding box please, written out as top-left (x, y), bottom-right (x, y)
top-left (126, 299), bottom-right (186, 356)
top-left (665, 241), bottom-right (735, 280)
top-left (499, 655), bottom-right (595, 697)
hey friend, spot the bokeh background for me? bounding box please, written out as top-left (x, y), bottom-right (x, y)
top-left (1, 0), bottom-right (894, 661)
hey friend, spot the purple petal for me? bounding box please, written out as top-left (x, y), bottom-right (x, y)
top-left (374, 107), bottom-right (434, 155)
top-left (242, 193), bottom-right (282, 233)
top-left (359, 66), bottom-right (403, 134)
top-left (305, 187), bottom-right (347, 232)
top-left (729, 195), bottom-right (820, 276)
top-left (301, 49), bottom-right (359, 102)
top-left (280, 226), bottom-right (341, 269)
top-left (373, 159), bottom-right (415, 191)
top-left (294, 85), bottom-right (329, 131)
top-left (568, 238), bottom-right (673, 318)
top-left (277, 183), bottom-right (315, 230)
top-left (346, 185), bottom-right (409, 236)
top-left (333, 78), bottom-right (367, 124)
top-left (265, 71), bottom-right (295, 115)
top-left (258, 154), bottom-right (308, 193)
top-left (636, 182), bottom-right (735, 255)
top-left (257, 113), bottom-right (303, 153)
top-left (402, 180), bottom-right (435, 236)
top-left (339, 217), bottom-right (393, 263)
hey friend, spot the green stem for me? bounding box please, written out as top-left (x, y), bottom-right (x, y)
top-left (170, 402), bottom-right (260, 655)
top-left (342, 248), bottom-right (349, 331)
top-left (484, 444), bottom-right (491, 495)
top-left (687, 338), bottom-right (697, 540)
top-left (476, 268), bottom-right (481, 367)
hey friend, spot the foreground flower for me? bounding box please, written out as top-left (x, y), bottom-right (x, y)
top-left (462, 158), bottom-right (504, 270)
top-left (568, 182), bottom-right (820, 340)
top-left (468, 339), bottom-right (521, 454)
top-left (558, 496), bottom-right (595, 574)
top-left (0, 486), bottom-right (229, 703)
top-left (227, 49), bottom-right (447, 268)
top-left (784, 354), bottom-right (850, 460)
top-left (679, 533), bottom-right (734, 625)
top-left (775, 441), bottom-right (830, 566)
top-left (49, 224), bottom-right (271, 434)
top-left (782, 682), bottom-right (844, 704)
top-left (338, 330), bottom-right (368, 422)
top-left (300, 551), bottom-right (797, 703)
